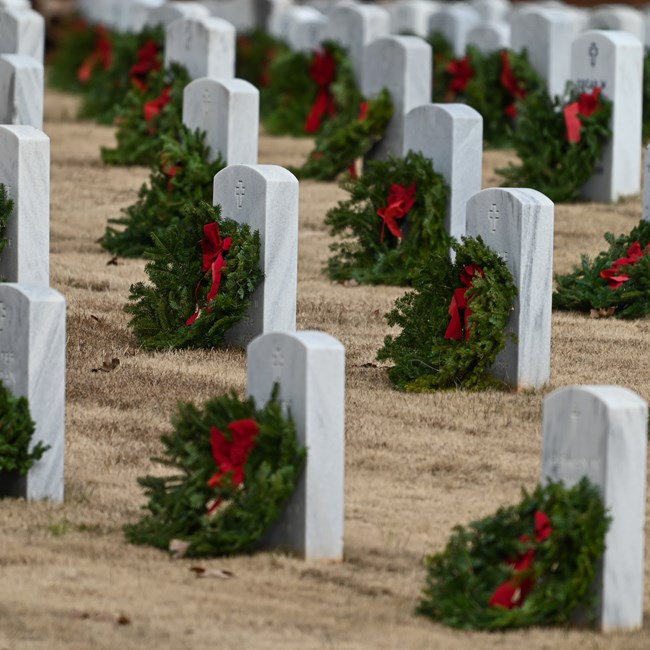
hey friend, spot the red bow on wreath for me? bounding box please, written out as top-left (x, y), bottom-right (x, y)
top-left (489, 511), bottom-right (552, 610)
top-left (500, 50), bottom-right (527, 118)
top-left (129, 40), bottom-right (162, 92)
top-left (186, 222), bottom-right (233, 326)
top-left (77, 26), bottom-right (113, 84)
top-left (600, 240), bottom-right (650, 290)
top-left (446, 56), bottom-right (474, 96)
top-left (563, 87), bottom-right (602, 144)
top-left (376, 183), bottom-right (417, 242)
top-left (144, 86), bottom-right (172, 125)
top-left (304, 48), bottom-right (337, 133)
top-left (444, 264), bottom-right (484, 341)
top-left (160, 153), bottom-right (181, 193)
top-left (207, 419), bottom-right (260, 513)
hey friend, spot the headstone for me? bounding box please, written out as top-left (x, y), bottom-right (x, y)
top-left (510, 6), bottom-right (579, 99)
top-left (0, 283), bottom-right (65, 503)
top-left (466, 22), bottom-right (511, 54)
top-left (471, 0), bottom-right (510, 24)
top-left (0, 7), bottom-right (44, 64)
top-left (201, 0), bottom-right (258, 32)
top-left (286, 6), bottom-right (327, 53)
top-left (0, 54), bottom-right (43, 129)
top-left (388, 0), bottom-right (441, 38)
top-left (0, 1), bottom-right (30, 9)
top-left (429, 4), bottom-right (481, 58)
top-left (403, 104), bottom-right (482, 242)
top-left (267, 0), bottom-right (294, 40)
top-left (362, 35), bottom-right (431, 160)
top-left (146, 1), bottom-right (210, 27)
top-left (644, 144), bottom-right (650, 223)
top-left (325, 3), bottom-right (390, 83)
top-left (118, 0), bottom-right (165, 33)
top-left (182, 77), bottom-right (259, 165)
top-left (466, 187), bottom-right (554, 390)
top-left (0, 125), bottom-right (49, 285)
top-left (165, 16), bottom-right (235, 81)
top-left (590, 5), bottom-right (645, 44)
top-left (247, 330), bottom-right (345, 561)
top-left (212, 165), bottom-right (298, 347)
top-left (541, 385), bottom-right (647, 631)
top-left (571, 30), bottom-right (643, 202)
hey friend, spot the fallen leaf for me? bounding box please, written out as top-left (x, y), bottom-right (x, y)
top-left (359, 362), bottom-right (377, 368)
top-left (189, 566), bottom-right (234, 580)
top-left (90, 315), bottom-right (100, 322)
top-left (106, 256), bottom-right (118, 266)
top-left (589, 307), bottom-right (616, 319)
top-left (116, 614), bottom-right (131, 626)
top-left (169, 539), bottom-right (190, 559)
top-left (92, 357), bottom-right (120, 373)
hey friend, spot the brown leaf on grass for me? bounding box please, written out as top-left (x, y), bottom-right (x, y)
top-left (116, 614), bottom-right (131, 625)
top-left (359, 362), bottom-right (378, 368)
top-left (106, 256), bottom-right (118, 266)
top-left (169, 539), bottom-right (190, 559)
top-left (70, 610), bottom-right (131, 625)
top-left (189, 566), bottom-right (234, 580)
top-left (91, 357), bottom-right (120, 373)
top-left (589, 307), bottom-right (616, 319)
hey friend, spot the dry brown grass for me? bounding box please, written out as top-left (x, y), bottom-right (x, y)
top-left (1, 89), bottom-right (649, 649)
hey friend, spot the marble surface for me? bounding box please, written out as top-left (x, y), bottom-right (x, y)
top-left (429, 4), bottom-right (481, 58)
top-left (213, 164), bottom-right (298, 348)
top-left (119, 0), bottom-right (165, 33)
top-left (403, 103), bottom-right (482, 243)
top-left (387, 0), bottom-right (441, 38)
top-left (466, 188), bottom-right (554, 390)
top-left (286, 6), bottom-right (327, 53)
top-left (0, 283), bottom-right (66, 502)
top-left (0, 7), bottom-right (44, 64)
top-left (511, 6), bottom-right (580, 99)
top-left (165, 16), bottom-right (235, 81)
top-left (362, 35), bottom-right (431, 160)
top-left (470, 0), bottom-right (510, 23)
top-left (542, 385), bottom-right (647, 631)
top-left (0, 54), bottom-right (43, 129)
top-left (590, 6), bottom-right (645, 44)
top-left (146, 1), bottom-right (210, 27)
top-left (0, 125), bottom-right (50, 285)
top-left (325, 3), bottom-right (390, 84)
top-left (466, 22), bottom-right (511, 54)
top-left (247, 331), bottom-right (345, 561)
top-left (571, 30), bottom-right (643, 202)
top-left (182, 77), bottom-right (259, 165)
top-left (267, 0), bottom-right (295, 41)
top-left (202, 0), bottom-right (261, 32)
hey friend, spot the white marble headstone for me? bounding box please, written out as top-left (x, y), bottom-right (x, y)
top-left (267, 0), bottom-right (294, 40)
top-left (325, 3), bottom-right (390, 83)
top-left (471, 0), bottom-right (510, 24)
top-left (429, 3), bottom-right (481, 58)
top-left (165, 16), bottom-right (235, 80)
top-left (247, 330), bottom-right (345, 561)
top-left (466, 22), bottom-right (511, 54)
top-left (403, 103), bottom-right (482, 242)
top-left (542, 385), bottom-right (647, 631)
top-left (362, 35), bottom-right (432, 160)
top-left (0, 7), bottom-right (44, 64)
top-left (571, 30), bottom-right (643, 203)
top-left (182, 77), bottom-right (259, 165)
top-left (116, 0), bottom-right (165, 33)
top-left (286, 6), bottom-right (327, 53)
top-left (0, 54), bottom-right (43, 129)
top-left (213, 165), bottom-right (298, 348)
top-left (0, 125), bottom-right (49, 285)
top-left (146, 1), bottom-right (210, 27)
top-left (201, 0), bottom-right (258, 31)
top-left (589, 5), bottom-right (645, 44)
top-left (466, 188), bottom-right (554, 390)
top-left (0, 283), bottom-right (65, 502)
top-left (388, 0), bottom-right (441, 38)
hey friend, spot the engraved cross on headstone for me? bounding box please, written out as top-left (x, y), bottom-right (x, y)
top-left (271, 346), bottom-right (285, 381)
top-left (488, 204), bottom-right (500, 232)
top-left (235, 180), bottom-right (245, 208)
top-left (201, 88), bottom-right (210, 117)
top-left (589, 42), bottom-right (599, 67)
top-left (0, 301), bottom-right (6, 332)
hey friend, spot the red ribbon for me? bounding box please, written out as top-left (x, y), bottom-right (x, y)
top-left (304, 49), bottom-right (337, 133)
top-left (446, 56), bottom-right (474, 95)
top-left (489, 511), bottom-right (552, 610)
top-left (186, 222), bottom-right (233, 326)
top-left (207, 419), bottom-right (260, 513)
top-left (500, 50), bottom-right (527, 118)
top-left (129, 40), bottom-right (162, 92)
top-left (161, 155), bottom-right (181, 192)
top-left (376, 183), bottom-right (417, 242)
top-left (444, 264), bottom-right (484, 340)
top-left (564, 87), bottom-right (602, 144)
top-left (144, 86), bottom-right (172, 124)
top-left (77, 26), bottom-right (113, 84)
top-left (600, 240), bottom-right (650, 290)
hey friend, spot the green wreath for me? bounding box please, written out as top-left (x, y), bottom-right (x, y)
top-left (125, 388), bottom-right (306, 557)
top-left (103, 124), bottom-right (225, 258)
top-left (125, 201), bottom-right (262, 350)
top-left (377, 236), bottom-right (517, 391)
top-left (236, 29), bottom-right (288, 89)
top-left (498, 85), bottom-right (612, 202)
top-left (324, 151), bottom-right (449, 285)
top-left (554, 219), bottom-right (650, 319)
top-left (418, 478), bottom-right (609, 630)
top-left (0, 183), bottom-right (12, 268)
top-left (0, 381), bottom-right (49, 476)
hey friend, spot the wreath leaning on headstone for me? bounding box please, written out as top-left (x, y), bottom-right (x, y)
top-left (0, 183), bottom-right (12, 267)
top-left (498, 85), bottom-right (612, 202)
top-left (377, 236), bottom-right (517, 391)
top-left (554, 219), bottom-right (650, 319)
top-left (418, 478), bottom-right (609, 631)
top-left (324, 151), bottom-right (449, 285)
top-left (103, 124), bottom-right (225, 258)
top-left (125, 201), bottom-right (262, 350)
top-left (125, 388), bottom-right (306, 558)
top-left (0, 381), bottom-right (49, 476)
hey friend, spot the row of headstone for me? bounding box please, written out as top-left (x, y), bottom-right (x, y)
top-left (0, 53), bottom-right (43, 129)
top-left (0, 2), bottom-right (44, 64)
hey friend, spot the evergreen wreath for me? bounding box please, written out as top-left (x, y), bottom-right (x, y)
top-left (418, 478), bottom-right (609, 631)
top-left (554, 219), bottom-right (650, 319)
top-left (377, 236), bottom-right (517, 391)
top-left (236, 29), bottom-right (287, 89)
top-left (292, 89), bottom-right (394, 181)
top-left (103, 124), bottom-right (225, 258)
top-left (498, 85), bottom-right (612, 202)
top-left (0, 381), bottom-right (49, 475)
top-left (100, 63), bottom-right (190, 167)
top-left (125, 388), bottom-right (306, 557)
top-left (0, 183), bottom-right (12, 268)
top-left (125, 201), bottom-right (262, 350)
top-left (260, 40), bottom-right (361, 137)
top-left (324, 151), bottom-right (450, 284)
